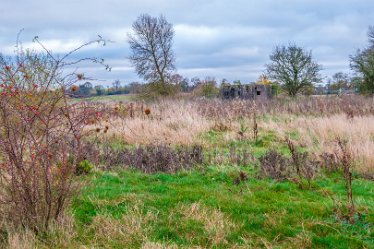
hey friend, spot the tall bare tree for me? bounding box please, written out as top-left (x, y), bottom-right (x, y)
top-left (128, 14), bottom-right (175, 85)
top-left (265, 44), bottom-right (322, 97)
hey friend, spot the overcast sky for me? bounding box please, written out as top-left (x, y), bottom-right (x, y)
top-left (1, 0), bottom-right (373, 85)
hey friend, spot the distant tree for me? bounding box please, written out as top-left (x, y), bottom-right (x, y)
top-left (233, 80), bottom-right (241, 85)
top-left (193, 77), bottom-right (219, 98)
top-left (179, 80), bottom-right (189, 92)
top-left (266, 44), bottom-right (322, 97)
top-left (128, 14), bottom-right (175, 85)
top-left (111, 80), bottom-right (122, 94)
top-left (221, 78), bottom-right (229, 85)
top-left (170, 75), bottom-right (190, 92)
top-left (128, 82), bottom-right (143, 94)
top-left (191, 77), bottom-right (201, 87)
top-left (112, 80), bottom-right (121, 90)
top-left (95, 85), bottom-right (105, 96)
top-left (204, 76), bottom-right (217, 85)
top-left (350, 76), bottom-right (363, 91)
top-left (169, 73), bottom-right (183, 85)
top-left (329, 72), bottom-right (350, 92)
top-left (332, 72), bottom-right (349, 84)
top-left (350, 26), bottom-right (374, 95)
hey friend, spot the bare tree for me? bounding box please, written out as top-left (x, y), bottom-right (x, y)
top-left (266, 44), bottom-right (322, 97)
top-left (331, 72), bottom-right (350, 91)
top-left (112, 79), bottom-right (121, 89)
top-left (128, 14), bottom-right (175, 85)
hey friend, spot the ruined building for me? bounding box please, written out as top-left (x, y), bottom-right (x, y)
top-left (220, 84), bottom-right (273, 101)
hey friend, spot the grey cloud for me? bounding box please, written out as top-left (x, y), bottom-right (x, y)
top-left (1, 0), bottom-right (373, 84)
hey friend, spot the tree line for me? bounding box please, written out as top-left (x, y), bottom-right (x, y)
top-left (71, 75), bottom-right (230, 98)
top-left (125, 14), bottom-right (374, 97)
top-left (71, 14), bottom-right (373, 98)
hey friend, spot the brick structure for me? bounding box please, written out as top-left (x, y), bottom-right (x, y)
top-left (220, 84), bottom-right (273, 100)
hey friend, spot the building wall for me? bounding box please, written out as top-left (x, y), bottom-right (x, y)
top-left (220, 84), bottom-right (272, 100)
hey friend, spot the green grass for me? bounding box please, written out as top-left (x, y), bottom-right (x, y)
top-left (201, 129), bottom-right (290, 158)
top-left (69, 94), bottom-right (136, 103)
top-left (70, 167), bottom-right (374, 248)
top-left (4, 113), bottom-right (371, 248)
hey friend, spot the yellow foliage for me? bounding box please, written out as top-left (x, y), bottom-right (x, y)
top-left (256, 74), bottom-right (271, 85)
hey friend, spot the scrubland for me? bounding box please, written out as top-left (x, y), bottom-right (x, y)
top-left (87, 95), bottom-right (374, 176)
top-left (1, 95), bottom-right (374, 249)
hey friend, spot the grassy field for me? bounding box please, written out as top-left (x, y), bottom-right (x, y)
top-left (10, 166), bottom-right (373, 248)
top-left (69, 94), bottom-right (136, 103)
top-left (68, 168), bottom-right (374, 248)
top-left (2, 95), bottom-right (374, 249)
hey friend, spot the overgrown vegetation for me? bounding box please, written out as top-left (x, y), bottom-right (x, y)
top-left (1, 90), bottom-right (374, 248)
top-left (101, 144), bottom-right (203, 173)
top-left (0, 36), bottom-right (109, 233)
top-left (1, 27), bottom-right (374, 248)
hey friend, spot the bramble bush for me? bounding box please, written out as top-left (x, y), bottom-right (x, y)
top-left (0, 35), bottom-right (108, 232)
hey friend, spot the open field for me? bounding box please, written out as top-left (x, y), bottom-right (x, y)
top-left (8, 168), bottom-right (373, 248)
top-left (69, 94), bottom-right (137, 103)
top-left (1, 95), bottom-right (374, 249)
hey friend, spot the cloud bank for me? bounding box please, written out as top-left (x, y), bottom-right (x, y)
top-left (1, 0), bottom-right (373, 85)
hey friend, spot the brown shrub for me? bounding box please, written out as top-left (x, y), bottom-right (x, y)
top-left (102, 144), bottom-right (203, 173)
top-left (258, 150), bottom-right (291, 180)
top-left (0, 37), bottom-right (108, 232)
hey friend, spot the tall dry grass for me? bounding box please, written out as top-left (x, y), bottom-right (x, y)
top-left (261, 114), bottom-right (374, 175)
top-left (83, 95), bottom-right (374, 175)
top-left (88, 100), bottom-right (213, 145)
top-left (197, 95), bottom-right (374, 118)
top-left (1, 215), bottom-right (76, 249)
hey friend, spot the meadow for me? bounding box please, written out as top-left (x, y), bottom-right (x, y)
top-left (1, 94), bottom-right (374, 249)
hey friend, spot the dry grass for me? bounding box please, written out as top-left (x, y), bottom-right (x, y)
top-left (89, 100), bottom-right (212, 145)
top-left (83, 96), bottom-right (374, 175)
top-left (1, 215), bottom-right (76, 249)
top-left (5, 230), bottom-right (35, 249)
top-left (90, 202), bottom-right (157, 248)
top-left (262, 114), bottom-right (374, 175)
top-left (141, 242), bottom-right (178, 249)
top-left (178, 202), bottom-right (237, 247)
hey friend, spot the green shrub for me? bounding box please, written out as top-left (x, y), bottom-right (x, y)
top-left (76, 160), bottom-right (94, 175)
top-left (139, 81), bottom-right (179, 100)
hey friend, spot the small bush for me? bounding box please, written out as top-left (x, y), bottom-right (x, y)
top-left (286, 138), bottom-right (318, 186)
top-left (259, 147), bottom-right (318, 184)
top-left (336, 137), bottom-right (356, 223)
top-left (76, 160), bottom-right (94, 175)
top-left (139, 81), bottom-right (179, 100)
top-left (193, 82), bottom-right (219, 98)
top-left (259, 150), bottom-right (290, 180)
top-left (319, 152), bottom-right (340, 173)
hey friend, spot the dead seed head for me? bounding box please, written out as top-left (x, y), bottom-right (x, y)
top-left (76, 73), bottom-right (84, 80)
top-left (71, 85), bottom-right (78, 92)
